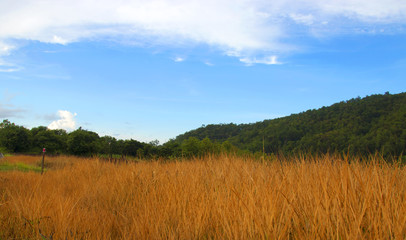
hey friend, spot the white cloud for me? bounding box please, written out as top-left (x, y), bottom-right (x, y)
top-left (0, 66), bottom-right (22, 72)
top-left (173, 57), bottom-right (185, 62)
top-left (0, 41), bottom-right (20, 72)
top-left (0, 0), bottom-right (279, 53)
top-left (313, 0), bottom-right (406, 22)
top-left (290, 13), bottom-right (315, 25)
top-left (51, 35), bottom-right (69, 45)
top-left (0, 0), bottom-right (405, 60)
top-left (48, 110), bottom-right (77, 131)
top-left (0, 43), bottom-right (14, 56)
top-left (240, 55), bottom-right (282, 66)
top-left (204, 61), bottom-right (214, 66)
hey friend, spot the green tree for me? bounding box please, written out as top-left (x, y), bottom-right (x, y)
top-left (0, 119), bottom-right (14, 128)
top-left (200, 137), bottom-right (215, 155)
top-left (182, 137), bottom-right (200, 157)
top-left (122, 139), bottom-right (144, 156)
top-left (221, 140), bottom-right (236, 153)
top-left (97, 136), bottom-right (118, 155)
top-left (0, 120), bottom-right (30, 153)
top-left (67, 128), bottom-right (99, 156)
top-left (30, 127), bottom-right (67, 154)
top-left (160, 140), bottom-right (182, 157)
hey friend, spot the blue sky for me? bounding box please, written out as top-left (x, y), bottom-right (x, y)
top-left (1, 0), bottom-right (405, 143)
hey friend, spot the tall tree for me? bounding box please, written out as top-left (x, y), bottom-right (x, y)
top-left (67, 128), bottom-right (99, 156)
top-left (30, 126), bottom-right (67, 154)
top-left (0, 120), bottom-right (30, 153)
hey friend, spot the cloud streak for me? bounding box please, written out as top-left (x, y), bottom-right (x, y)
top-left (0, 103), bottom-right (25, 118)
top-left (0, 0), bottom-right (405, 63)
top-left (0, 59), bottom-right (23, 72)
top-left (173, 57), bottom-right (185, 62)
top-left (240, 56), bottom-right (282, 66)
top-left (0, 67), bottom-right (22, 72)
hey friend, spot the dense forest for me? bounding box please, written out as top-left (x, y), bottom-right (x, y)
top-left (172, 92), bottom-right (406, 157)
top-left (1, 92), bottom-right (405, 158)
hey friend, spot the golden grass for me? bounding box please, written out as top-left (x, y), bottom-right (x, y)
top-left (1, 154), bottom-right (406, 239)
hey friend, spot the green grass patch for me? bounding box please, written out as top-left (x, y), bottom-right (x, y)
top-left (0, 162), bottom-right (43, 173)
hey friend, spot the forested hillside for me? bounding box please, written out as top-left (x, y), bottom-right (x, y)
top-left (172, 92), bottom-right (406, 156)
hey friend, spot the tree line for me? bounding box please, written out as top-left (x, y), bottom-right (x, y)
top-left (0, 120), bottom-right (237, 158)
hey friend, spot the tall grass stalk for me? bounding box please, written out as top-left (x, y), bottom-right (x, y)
top-left (0, 154), bottom-right (405, 239)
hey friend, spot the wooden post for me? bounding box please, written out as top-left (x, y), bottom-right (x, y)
top-left (109, 141), bottom-right (112, 161)
top-left (41, 148), bottom-right (46, 175)
top-left (262, 135), bottom-right (265, 162)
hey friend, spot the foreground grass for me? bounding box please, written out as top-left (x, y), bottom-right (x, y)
top-left (0, 155), bottom-right (47, 173)
top-left (0, 154), bottom-right (406, 239)
top-left (0, 162), bottom-right (42, 173)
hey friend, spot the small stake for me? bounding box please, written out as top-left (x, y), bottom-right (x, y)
top-left (262, 135), bottom-right (265, 162)
top-left (41, 148), bottom-right (46, 175)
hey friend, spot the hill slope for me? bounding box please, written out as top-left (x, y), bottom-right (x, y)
top-left (173, 92), bottom-right (406, 156)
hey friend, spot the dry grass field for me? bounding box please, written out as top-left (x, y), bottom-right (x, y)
top-left (0, 154), bottom-right (406, 239)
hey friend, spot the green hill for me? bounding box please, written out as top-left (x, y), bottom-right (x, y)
top-left (172, 92), bottom-right (406, 156)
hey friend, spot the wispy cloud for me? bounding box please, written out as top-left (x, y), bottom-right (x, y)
top-left (0, 103), bottom-right (25, 118)
top-left (0, 0), bottom-right (405, 60)
top-left (48, 110), bottom-right (77, 131)
top-left (0, 90), bottom-right (25, 118)
top-left (0, 42), bottom-right (15, 56)
top-left (0, 60), bottom-right (23, 72)
top-left (0, 42), bottom-right (22, 72)
top-left (33, 74), bottom-right (71, 80)
top-left (173, 57), bottom-right (185, 62)
top-left (240, 56), bottom-right (282, 66)
top-left (204, 61), bottom-right (214, 66)
top-left (290, 13), bottom-right (315, 26)
top-left (0, 66), bottom-right (22, 72)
